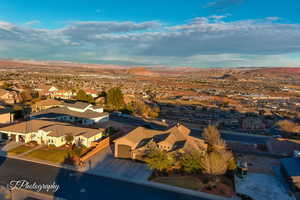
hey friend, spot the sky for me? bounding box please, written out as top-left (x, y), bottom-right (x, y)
top-left (0, 0), bottom-right (300, 67)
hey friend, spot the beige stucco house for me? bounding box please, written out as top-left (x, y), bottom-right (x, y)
top-left (114, 124), bottom-right (207, 160)
top-left (0, 119), bottom-right (104, 147)
top-left (0, 108), bottom-right (14, 124)
top-left (32, 99), bottom-right (62, 112)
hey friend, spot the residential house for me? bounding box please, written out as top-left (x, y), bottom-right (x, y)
top-left (50, 90), bottom-right (74, 100)
top-left (0, 107), bottom-right (14, 124)
top-left (32, 99), bottom-right (62, 112)
top-left (0, 89), bottom-right (21, 104)
top-left (0, 119), bottom-right (104, 147)
top-left (114, 124), bottom-right (207, 160)
top-left (84, 89), bottom-right (99, 98)
top-left (241, 117), bottom-right (265, 131)
top-left (31, 102), bottom-right (109, 125)
top-left (34, 85), bottom-right (58, 96)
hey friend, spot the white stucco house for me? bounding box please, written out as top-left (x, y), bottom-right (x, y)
top-left (0, 119), bottom-right (104, 147)
top-left (31, 102), bottom-right (109, 125)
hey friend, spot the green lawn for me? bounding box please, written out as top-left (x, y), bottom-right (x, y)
top-left (25, 147), bottom-right (70, 163)
top-left (8, 145), bottom-right (32, 156)
top-left (152, 176), bottom-right (202, 191)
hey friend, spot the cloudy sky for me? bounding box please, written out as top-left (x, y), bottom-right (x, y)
top-left (1, 0), bottom-right (300, 67)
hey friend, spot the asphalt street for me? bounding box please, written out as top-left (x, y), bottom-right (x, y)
top-left (0, 157), bottom-right (211, 200)
top-left (111, 115), bottom-right (270, 144)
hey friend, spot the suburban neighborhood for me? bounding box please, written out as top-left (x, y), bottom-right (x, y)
top-left (1, 1), bottom-right (300, 200)
top-left (0, 66), bottom-right (299, 200)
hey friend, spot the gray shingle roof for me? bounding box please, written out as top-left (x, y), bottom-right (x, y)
top-left (31, 106), bottom-right (108, 119)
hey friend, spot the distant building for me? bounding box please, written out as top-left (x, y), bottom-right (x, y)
top-left (242, 117), bottom-right (265, 130)
top-left (84, 89), bottom-right (99, 98)
top-left (50, 90), bottom-right (74, 100)
top-left (34, 85), bottom-right (58, 96)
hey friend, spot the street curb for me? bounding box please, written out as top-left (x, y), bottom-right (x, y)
top-left (1, 154), bottom-right (234, 200)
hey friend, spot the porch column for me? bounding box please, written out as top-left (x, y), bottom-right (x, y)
top-left (114, 143), bottom-right (118, 157)
top-left (16, 135), bottom-right (19, 142)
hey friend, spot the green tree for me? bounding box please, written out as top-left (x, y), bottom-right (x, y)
top-left (144, 148), bottom-right (175, 173)
top-left (106, 87), bottom-right (125, 110)
top-left (20, 90), bottom-right (33, 102)
top-left (2, 82), bottom-right (13, 89)
top-left (75, 89), bottom-right (95, 104)
top-left (180, 152), bottom-right (202, 174)
top-left (130, 101), bottom-right (160, 118)
top-left (65, 135), bottom-right (74, 145)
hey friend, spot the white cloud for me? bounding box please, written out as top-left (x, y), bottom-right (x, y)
top-left (0, 18), bottom-right (300, 67)
top-left (210, 15), bottom-right (228, 20)
top-left (266, 16), bottom-right (281, 21)
top-left (24, 20), bottom-right (40, 26)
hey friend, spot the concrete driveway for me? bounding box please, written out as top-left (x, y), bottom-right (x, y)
top-left (85, 146), bottom-right (152, 182)
top-left (236, 173), bottom-right (295, 200)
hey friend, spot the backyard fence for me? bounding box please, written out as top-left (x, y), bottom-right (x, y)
top-left (80, 137), bottom-right (110, 162)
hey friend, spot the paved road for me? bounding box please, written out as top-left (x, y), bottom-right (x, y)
top-left (111, 115), bottom-right (270, 144)
top-left (0, 157), bottom-right (211, 200)
top-left (219, 132), bottom-right (269, 144)
top-left (190, 130), bottom-right (269, 144)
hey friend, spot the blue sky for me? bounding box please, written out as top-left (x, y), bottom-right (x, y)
top-left (1, 0), bottom-right (300, 67)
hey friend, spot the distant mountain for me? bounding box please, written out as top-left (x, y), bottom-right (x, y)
top-left (251, 67), bottom-right (300, 75)
top-left (214, 74), bottom-right (238, 81)
top-left (0, 59), bottom-right (299, 78)
top-left (125, 67), bottom-right (157, 76)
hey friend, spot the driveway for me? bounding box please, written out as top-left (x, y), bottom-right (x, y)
top-left (0, 141), bottom-right (21, 157)
top-left (236, 173), bottom-right (295, 200)
top-left (85, 146), bottom-right (152, 182)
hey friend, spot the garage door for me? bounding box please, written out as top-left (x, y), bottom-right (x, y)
top-left (117, 145), bottom-right (131, 158)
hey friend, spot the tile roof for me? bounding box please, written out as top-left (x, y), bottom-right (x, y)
top-left (31, 106), bottom-right (108, 119)
top-left (34, 99), bottom-right (61, 107)
top-left (115, 124), bottom-right (205, 152)
top-left (63, 102), bottom-right (91, 109)
top-left (0, 119), bottom-right (102, 138)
